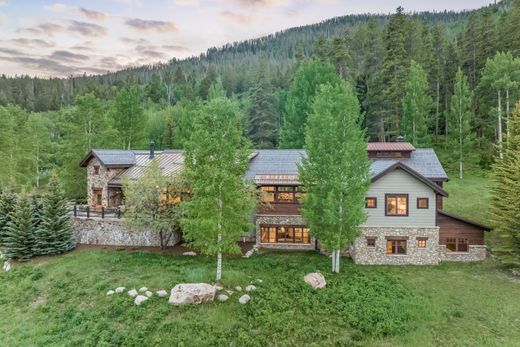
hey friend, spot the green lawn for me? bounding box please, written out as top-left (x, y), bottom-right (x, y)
top-left (1, 249), bottom-right (519, 346)
top-left (444, 172), bottom-right (493, 226)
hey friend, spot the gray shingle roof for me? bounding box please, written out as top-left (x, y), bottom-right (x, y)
top-left (244, 148), bottom-right (447, 182)
top-left (90, 150), bottom-right (135, 167)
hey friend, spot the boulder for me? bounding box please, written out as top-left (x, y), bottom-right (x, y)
top-left (182, 251), bottom-right (197, 256)
top-left (235, 286), bottom-right (242, 292)
top-left (134, 295), bottom-right (148, 305)
top-left (106, 290), bottom-right (115, 296)
top-left (3, 261), bottom-right (11, 272)
top-left (214, 284), bottom-right (224, 291)
top-left (115, 287), bottom-right (125, 293)
top-left (217, 294), bottom-right (229, 302)
top-left (226, 290), bottom-right (234, 296)
top-left (239, 294), bottom-right (250, 304)
top-left (168, 283), bottom-right (216, 305)
top-left (139, 287), bottom-right (148, 292)
top-left (304, 272), bottom-right (326, 289)
top-left (128, 289), bottom-right (138, 297)
top-left (245, 285), bottom-right (256, 292)
top-left (156, 290), bottom-right (168, 297)
top-left (145, 291), bottom-right (153, 297)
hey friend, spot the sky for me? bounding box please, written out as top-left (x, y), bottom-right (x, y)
top-left (0, 0), bottom-right (494, 78)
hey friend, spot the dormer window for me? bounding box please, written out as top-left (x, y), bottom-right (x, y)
top-left (93, 166), bottom-right (100, 175)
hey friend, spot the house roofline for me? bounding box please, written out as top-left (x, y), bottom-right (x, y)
top-left (437, 209), bottom-right (492, 231)
top-left (372, 161), bottom-right (449, 197)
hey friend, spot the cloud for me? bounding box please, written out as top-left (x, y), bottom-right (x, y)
top-left (120, 36), bottom-right (150, 44)
top-left (50, 50), bottom-right (90, 62)
top-left (68, 20), bottom-right (108, 36)
top-left (12, 38), bottom-right (55, 48)
top-left (17, 22), bottom-right (64, 36)
top-left (226, 0), bottom-right (287, 7)
top-left (79, 7), bottom-right (108, 21)
top-left (220, 11), bottom-right (251, 24)
top-left (162, 44), bottom-right (189, 52)
top-left (125, 18), bottom-right (178, 32)
top-left (44, 3), bottom-right (71, 13)
top-left (0, 0), bottom-right (6, 6)
top-left (175, 0), bottom-right (198, 6)
top-left (135, 44), bottom-right (167, 58)
top-left (0, 47), bottom-right (25, 56)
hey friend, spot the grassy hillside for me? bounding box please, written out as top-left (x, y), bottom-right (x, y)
top-left (444, 172), bottom-right (493, 226)
top-left (0, 250), bottom-right (518, 346)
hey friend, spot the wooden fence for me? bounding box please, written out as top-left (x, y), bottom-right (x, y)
top-left (73, 205), bottom-right (122, 219)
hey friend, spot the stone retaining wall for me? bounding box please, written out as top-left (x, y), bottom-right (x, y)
top-left (71, 217), bottom-right (180, 247)
top-left (351, 227), bottom-right (440, 265)
top-left (439, 245), bottom-right (487, 262)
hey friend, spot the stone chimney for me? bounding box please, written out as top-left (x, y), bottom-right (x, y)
top-left (396, 135), bottom-right (405, 142)
top-left (149, 141), bottom-right (155, 159)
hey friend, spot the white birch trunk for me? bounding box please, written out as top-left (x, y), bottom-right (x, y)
top-left (216, 248), bottom-right (222, 282)
top-left (331, 251), bottom-right (335, 273)
top-left (335, 250), bottom-right (340, 273)
top-left (459, 87), bottom-right (463, 180)
top-left (216, 194), bottom-right (223, 282)
top-left (498, 90), bottom-right (503, 159)
top-left (506, 89), bottom-right (510, 140)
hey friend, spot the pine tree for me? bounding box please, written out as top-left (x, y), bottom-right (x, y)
top-left (34, 174), bottom-right (75, 255)
top-left (3, 195), bottom-right (35, 260)
top-left (247, 62), bottom-right (279, 149)
top-left (300, 82), bottom-right (371, 273)
top-left (280, 60), bottom-right (341, 149)
top-left (381, 6), bottom-right (410, 140)
top-left (490, 101), bottom-right (520, 267)
top-left (401, 61), bottom-right (432, 146)
top-left (0, 189), bottom-right (17, 246)
top-left (182, 96), bottom-right (256, 281)
top-left (145, 74), bottom-right (166, 104)
top-left (449, 68), bottom-right (474, 179)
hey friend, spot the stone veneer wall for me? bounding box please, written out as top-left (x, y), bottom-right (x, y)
top-left (255, 215), bottom-right (316, 250)
top-left (86, 157), bottom-right (125, 207)
top-left (71, 217), bottom-right (180, 247)
top-left (351, 227), bottom-right (440, 265)
top-left (439, 245), bottom-right (487, 262)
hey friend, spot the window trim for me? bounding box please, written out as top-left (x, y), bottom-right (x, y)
top-left (417, 237), bottom-right (428, 249)
top-left (385, 194), bottom-right (409, 217)
top-left (93, 165), bottom-right (100, 175)
top-left (366, 237), bottom-right (376, 248)
top-left (386, 238), bottom-right (407, 255)
top-left (365, 197), bottom-right (377, 209)
top-left (260, 224), bottom-right (311, 244)
top-left (445, 238), bottom-right (469, 253)
top-left (417, 197), bottom-right (429, 209)
top-left (259, 186), bottom-right (302, 204)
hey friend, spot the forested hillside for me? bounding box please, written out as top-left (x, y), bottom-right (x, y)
top-left (1, 0), bottom-right (520, 200)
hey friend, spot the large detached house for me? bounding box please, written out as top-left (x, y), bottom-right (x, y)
top-left (79, 142), bottom-right (489, 265)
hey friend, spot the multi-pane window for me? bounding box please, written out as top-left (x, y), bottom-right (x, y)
top-left (386, 239), bottom-right (407, 255)
top-left (417, 197), bottom-right (429, 209)
top-left (386, 194), bottom-right (408, 216)
top-left (446, 238), bottom-right (469, 252)
top-left (366, 237), bottom-right (376, 247)
top-left (417, 238), bottom-right (427, 248)
top-left (365, 197), bottom-right (377, 208)
top-left (260, 186), bottom-right (303, 204)
top-left (260, 225), bottom-right (310, 244)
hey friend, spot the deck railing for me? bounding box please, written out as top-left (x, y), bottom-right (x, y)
top-left (73, 205), bottom-right (122, 219)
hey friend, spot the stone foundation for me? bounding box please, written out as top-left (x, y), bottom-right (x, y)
top-left (255, 215), bottom-right (316, 250)
top-left (439, 245), bottom-right (487, 262)
top-left (351, 227), bottom-right (440, 265)
top-left (71, 217), bottom-right (180, 247)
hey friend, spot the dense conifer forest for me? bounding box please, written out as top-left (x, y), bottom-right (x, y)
top-left (1, 0), bottom-right (520, 200)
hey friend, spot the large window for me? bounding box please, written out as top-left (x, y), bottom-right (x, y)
top-left (260, 186), bottom-right (303, 204)
top-left (385, 194), bottom-right (408, 216)
top-left (260, 225), bottom-right (310, 244)
top-left (386, 239), bottom-right (407, 255)
top-left (446, 238), bottom-right (469, 252)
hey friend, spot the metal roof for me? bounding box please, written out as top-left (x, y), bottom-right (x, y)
top-left (367, 142), bottom-right (416, 151)
top-left (93, 146), bottom-right (447, 186)
top-left (80, 149), bottom-right (136, 167)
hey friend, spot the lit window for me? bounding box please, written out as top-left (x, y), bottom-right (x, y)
top-left (365, 197), bottom-right (377, 208)
top-left (386, 239), bottom-right (407, 255)
top-left (417, 198), bottom-right (429, 209)
top-left (445, 238), bottom-right (468, 252)
top-left (386, 194), bottom-right (408, 216)
top-left (417, 238), bottom-right (427, 248)
top-left (366, 237), bottom-right (376, 247)
top-left (259, 186), bottom-right (301, 204)
top-left (260, 225), bottom-right (310, 244)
